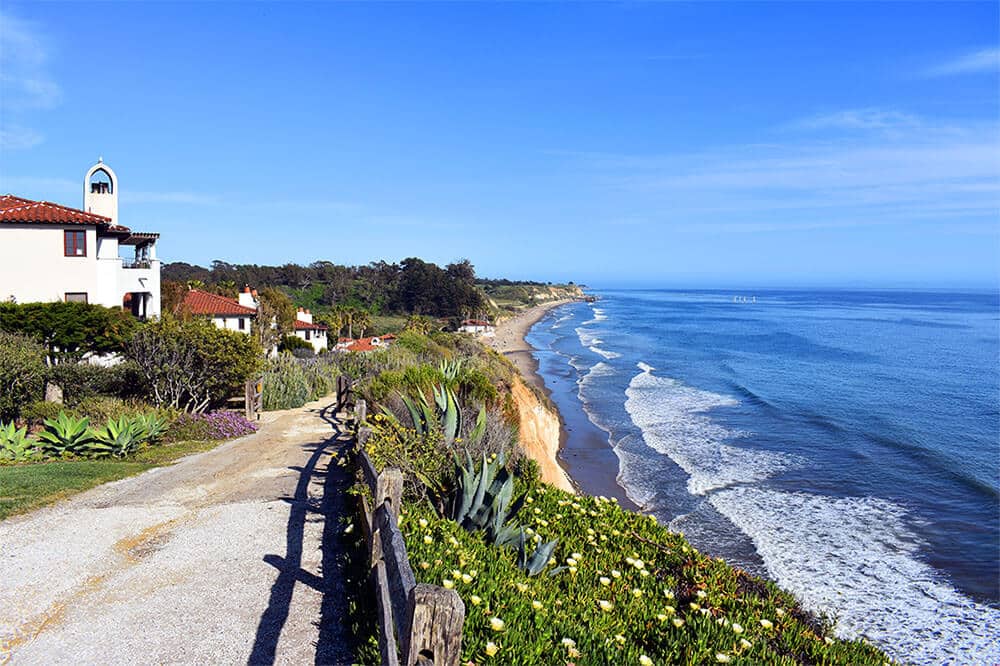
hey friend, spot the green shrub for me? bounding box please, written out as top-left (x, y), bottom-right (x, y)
top-left (127, 315), bottom-right (264, 412)
top-left (21, 400), bottom-right (66, 426)
top-left (0, 301), bottom-right (137, 362)
top-left (46, 361), bottom-right (146, 405)
top-left (261, 355), bottom-right (311, 410)
top-left (0, 331), bottom-right (47, 421)
top-left (279, 334), bottom-right (314, 354)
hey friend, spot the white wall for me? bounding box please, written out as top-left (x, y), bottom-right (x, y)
top-left (0, 225), bottom-right (100, 303)
top-left (211, 315), bottom-right (252, 333)
top-left (295, 328), bottom-right (328, 352)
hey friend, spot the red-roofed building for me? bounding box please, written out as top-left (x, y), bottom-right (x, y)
top-left (180, 287), bottom-right (258, 334)
top-left (292, 308), bottom-right (328, 352)
top-left (333, 335), bottom-right (394, 353)
top-left (0, 160), bottom-right (161, 318)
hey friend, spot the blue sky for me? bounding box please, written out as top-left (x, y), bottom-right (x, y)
top-left (1, 2), bottom-right (997, 287)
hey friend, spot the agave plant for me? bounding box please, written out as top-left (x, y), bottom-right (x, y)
top-left (0, 421), bottom-right (36, 463)
top-left (88, 416), bottom-right (144, 458)
top-left (36, 412), bottom-right (93, 456)
top-left (134, 413), bottom-right (168, 443)
top-left (439, 359), bottom-right (462, 383)
top-left (515, 526), bottom-right (559, 577)
top-left (450, 451), bottom-right (525, 547)
top-left (401, 382), bottom-right (486, 448)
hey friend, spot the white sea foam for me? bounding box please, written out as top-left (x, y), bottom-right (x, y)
top-left (589, 346), bottom-right (621, 360)
top-left (710, 488), bottom-right (1000, 665)
top-left (624, 363), bottom-right (795, 495)
top-left (576, 327), bottom-right (621, 360)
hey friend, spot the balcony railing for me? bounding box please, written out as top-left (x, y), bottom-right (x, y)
top-left (122, 260), bottom-right (152, 269)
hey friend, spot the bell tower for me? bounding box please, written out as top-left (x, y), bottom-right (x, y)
top-left (84, 158), bottom-right (119, 225)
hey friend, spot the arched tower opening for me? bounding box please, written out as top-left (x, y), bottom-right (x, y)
top-left (83, 159), bottom-right (119, 225)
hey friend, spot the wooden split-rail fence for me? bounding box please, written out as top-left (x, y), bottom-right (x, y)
top-left (337, 378), bottom-right (466, 666)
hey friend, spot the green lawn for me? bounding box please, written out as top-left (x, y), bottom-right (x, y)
top-left (0, 439), bottom-right (225, 520)
top-left (370, 314), bottom-right (408, 335)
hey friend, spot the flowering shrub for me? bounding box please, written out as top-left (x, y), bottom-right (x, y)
top-left (165, 411), bottom-right (257, 442)
top-left (401, 482), bottom-right (891, 665)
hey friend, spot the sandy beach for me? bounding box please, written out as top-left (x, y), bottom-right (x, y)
top-left (487, 299), bottom-right (574, 394)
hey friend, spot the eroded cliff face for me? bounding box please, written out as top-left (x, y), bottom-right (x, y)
top-left (510, 378), bottom-right (575, 494)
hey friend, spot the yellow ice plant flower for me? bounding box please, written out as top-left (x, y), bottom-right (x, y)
top-left (716, 653), bottom-right (731, 663)
top-left (632, 588), bottom-right (643, 598)
top-left (448, 536), bottom-right (459, 546)
top-left (825, 637), bottom-right (835, 645)
top-left (423, 535), bottom-right (433, 544)
top-left (776, 608), bottom-right (786, 617)
top-left (640, 656), bottom-right (653, 666)
top-left (516, 583), bottom-right (528, 593)
top-left (419, 561), bottom-right (430, 570)
top-left (572, 552), bottom-right (583, 560)
top-left (696, 590), bottom-right (707, 599)
top-left (484, 642), bottom-right (499, 657)
top-left (489, 617), bottom-right (505, 632)
top-left (532, 600), bottom-right (543, 610)
top-left (634, 560), bottom-right (645, 570)
top-left (442, 579), bottom-right (454, 589)
top-left (611, 570), bottom-right (622, 578)
top-left (469, 595), bottom-right (482, 606)
top-left (689, 603), bottom-right (700, 611)
top-left (664, 605), bottom-right (676, 615)
top-left (614, 634), bottom-right (626, 644)
top-left (732, 623), bottom-right (744, 634)
top-left (525, 496), bottom-right (534, 503)
top-left (418, 518), bottom-right (429, 528)
top-left (566, 558), bottom-right (578, 567)
top-left (561, 638), bottom-right (576, 648)
top-left (740, 639), bottom-right (752, 649)
top-left (598, 599), bottom-right (614, 612)
top-left (672, 618), bottom-right (685, 628)
top-left (656, 614), bottom-right (667, 622)
top-left (599, 576), bottom-right (611, 586)
top-left (664, 589), bottom-right (675, 599)
top-left (451, 569), bottom-right (462, 578)
top-left (569, 566), bottom-right (578, 574)
top-left (462, 574), bottom-right (473, 584)
top-left (625, 557), bottom-right (635, 566)
top-left (760, 619), bottom-right (774, 629)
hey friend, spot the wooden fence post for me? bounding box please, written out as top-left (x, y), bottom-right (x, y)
top-left (245, 379), bottom-right (255, 421)
top-left (354, 398), bottom-right (367, 426)
top-left (402, 584), bottom-right (465, 666)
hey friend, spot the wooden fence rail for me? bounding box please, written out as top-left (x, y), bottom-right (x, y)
top-left (349, 389), bottom-right (465, 666)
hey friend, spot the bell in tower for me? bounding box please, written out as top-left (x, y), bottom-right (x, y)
top-left (83, 158), bottom-right (119, 225)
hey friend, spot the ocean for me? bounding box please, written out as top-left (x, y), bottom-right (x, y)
top-left (526, 289), bottom-right (999, 665)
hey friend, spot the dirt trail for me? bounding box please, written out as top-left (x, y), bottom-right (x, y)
top-left (0, 397), bottom-right (358, 665)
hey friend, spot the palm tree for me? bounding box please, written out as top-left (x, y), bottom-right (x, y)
top-left (353, 309), bottom-right (372, 339)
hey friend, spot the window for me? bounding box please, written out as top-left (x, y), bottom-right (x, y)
top-left (64, 292), bottom-right (88, 303)
top-left (238, 318), bottom-right (246, 331)
top-left (305, 330), bottom-right (311, 341)
top-left (64, 230), bottom-right (86, 257)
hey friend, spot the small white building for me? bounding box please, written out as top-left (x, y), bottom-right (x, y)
top-left (292, 308), bottom-right (328, 353)
top-left (0, 159), bottom-right (161, 318)
top-left (181, 287), bottom-right (258, 333)
top-left (457, 319), bottom-right (495, 337)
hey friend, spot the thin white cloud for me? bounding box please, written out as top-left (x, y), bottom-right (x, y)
top-left (0, 125), bottom-right (44, 151)
top-left (793, 109), bottom-right (921, 132)
top-left (565, 112), bottom-right (1000, 233)
top-left (924, 47), bottom-right (1000, 77)
top-left (0, 11), bottom-right (61, 149)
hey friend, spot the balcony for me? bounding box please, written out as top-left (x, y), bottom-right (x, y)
top-left (122, 259), bottom-right (153, 269)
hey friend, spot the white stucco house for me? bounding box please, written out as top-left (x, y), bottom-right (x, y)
top-left (457, 319), bottom-right (495, 337)
top-left (0, 160), bottom-right (161, 318)
top-left (293, 308), bottom-right (328, 352)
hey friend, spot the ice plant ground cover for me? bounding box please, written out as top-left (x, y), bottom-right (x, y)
top-left (401, 482), bottom-right (891, 665)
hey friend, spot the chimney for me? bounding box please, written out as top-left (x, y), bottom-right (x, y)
top-left (238, 285), bottom-right (257, 309)
top-left (296, 308), bottom-right (312, 324)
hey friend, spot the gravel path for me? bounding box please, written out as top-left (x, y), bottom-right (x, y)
top-left (0, 398), bottom-right (360, 665)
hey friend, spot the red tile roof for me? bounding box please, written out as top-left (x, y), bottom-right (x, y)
top-left (181, 289), bottom-right (257, 316)
top-left (294, 320), bottom-right (327, 331)
top-left (0, 194), bottom-right (129, 232)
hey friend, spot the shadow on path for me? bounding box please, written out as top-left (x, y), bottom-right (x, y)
top-left (248, 402), bottom-right (357, 666)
